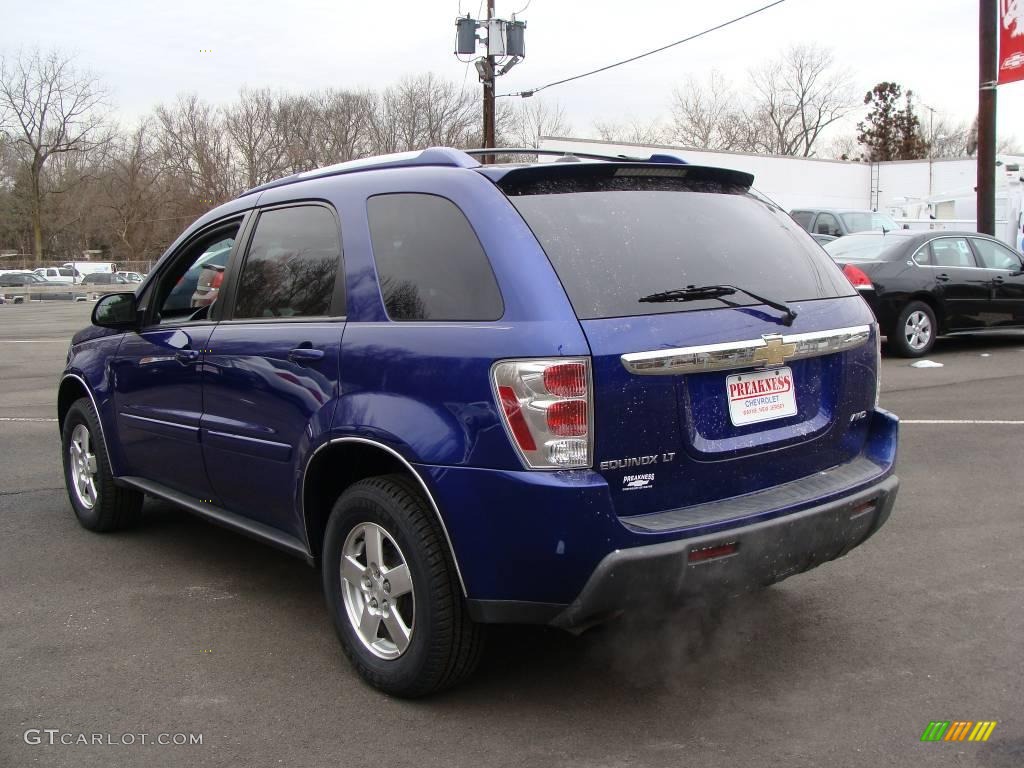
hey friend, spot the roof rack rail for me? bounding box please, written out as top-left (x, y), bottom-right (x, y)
top-left (463, 147), bottom-right (687, 165)
top-left (237, 147), bottom-right (481, 198)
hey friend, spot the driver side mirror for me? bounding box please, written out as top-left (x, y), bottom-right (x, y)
top-left (91, 292), bottom-right (139, 330)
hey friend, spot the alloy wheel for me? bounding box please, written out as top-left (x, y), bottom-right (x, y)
top-left (904, 310), bottom-right (932, 352)
top-left (340, 522), bottom-right (415, 660)
top-left (69, 423), bottom-right (98, 509)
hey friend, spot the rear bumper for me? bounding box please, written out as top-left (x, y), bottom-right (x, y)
top-left (549, 473), bottom-right (898, 629)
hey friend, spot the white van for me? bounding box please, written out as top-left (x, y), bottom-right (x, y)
top-left (63, 262), bottom-right (118, 284)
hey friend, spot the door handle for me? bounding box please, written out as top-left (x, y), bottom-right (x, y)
top-left (935, 273), bottom-right (951, 282)
top-left (288, 347), bottom-right (325, 364)
top-left (175, 349), bottom-right (200, 363)
top-left (992, 275), bottom-right (1005, 284)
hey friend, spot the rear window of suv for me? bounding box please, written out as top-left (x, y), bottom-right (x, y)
top-left (506, 172), bottom-right (854, 320)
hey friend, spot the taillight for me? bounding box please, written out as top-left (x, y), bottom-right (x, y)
top-left (842, 263), bottom-right (873, 291)
top-left (492, 358), bottom-right (593, 469)
top-left (209, 270), bottom-right (224, 290)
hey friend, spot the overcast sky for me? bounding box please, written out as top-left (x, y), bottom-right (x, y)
top-left (1, 0), bottom-right (1020, 150)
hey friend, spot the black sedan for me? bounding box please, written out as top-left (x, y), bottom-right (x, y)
top-left (824, 231), bottom-right (1024, 356)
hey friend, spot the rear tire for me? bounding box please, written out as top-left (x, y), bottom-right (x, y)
top-left (61, 397), bottom-right (143, 531)
top-left (322, 474), bottom-right (483, 697)
top-left (889, 301), bottom-right (937, 357)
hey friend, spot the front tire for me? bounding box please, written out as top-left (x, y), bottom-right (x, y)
top-left (61, 397), bottom-right (143, 531)
top-left (889, 300), bottom-right (937, 357)
top-left (322, 474), bottom-right (483, 697)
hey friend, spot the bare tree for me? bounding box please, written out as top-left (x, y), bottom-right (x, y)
top-left (154, 94), bottom-right (237, 208)
top-left (670, 70), bottom-right (747, 151)
top-left (747, 44), bottom-right (856, 157)
top-left (505, 97), bottom-right (571, 148)
top-left (225, 89), bottom-right (289, 188)
top-left (824, 134), bottom-right (865, 161)
top-left (0, 49), bottom-right (111, 261)
top-left (593, 118), bottom-right (667, 145)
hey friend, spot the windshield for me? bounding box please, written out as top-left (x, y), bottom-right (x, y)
top-left (824, 234), bottom-right (910, 261)
top-left (509, 179), bottom-right (853, 320)
top-left (840, 212), bottom-right (898, 233)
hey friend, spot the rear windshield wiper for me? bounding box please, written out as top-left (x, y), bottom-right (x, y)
top-left (638, 284), bottom-right (798, 326)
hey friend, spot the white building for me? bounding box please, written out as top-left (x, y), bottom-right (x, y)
top-left (538, 136), bottom-right (1024, 248)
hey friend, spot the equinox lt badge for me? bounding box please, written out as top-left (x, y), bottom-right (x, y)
top-left (599, 452), bottom-right (676, 471)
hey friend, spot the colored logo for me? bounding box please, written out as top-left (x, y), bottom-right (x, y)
top-left (920, 721), bottom-right (997, 742)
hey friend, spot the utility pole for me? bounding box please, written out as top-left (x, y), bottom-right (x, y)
top-left (483, 0), bottom-right (496, 162)
top-left (454, 5), bottom-right (526, 164)
top-left (978, 0), bottom-right (998, 236)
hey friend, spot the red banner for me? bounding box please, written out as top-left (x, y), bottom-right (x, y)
top-left (1000, 0), bottom-right (1024, 84)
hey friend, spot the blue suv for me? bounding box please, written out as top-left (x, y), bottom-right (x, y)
top-left (58, 147), bottom-right (899, 696)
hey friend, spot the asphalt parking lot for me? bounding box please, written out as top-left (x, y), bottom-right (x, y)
top-left (1, 301), bottom-right (1021, 768)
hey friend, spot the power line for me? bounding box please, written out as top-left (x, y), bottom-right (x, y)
top-left (498, 0), bottom-right (787, 98)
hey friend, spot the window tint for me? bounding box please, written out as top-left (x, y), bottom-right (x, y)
top-left (971, 238), bottom-right (1022, 270)
top-left (815, 213), bottom-right (841, 236)
top-left (368, 194), bottom-right (503, 321)
top-left (929, 238), bottom-right (976, 268)
top-left (790, 211), bottom-right (813, 230)
top-left (234, 206), bottom-right (340, 319)
top-left (510, 180), bottom-right (853, 320)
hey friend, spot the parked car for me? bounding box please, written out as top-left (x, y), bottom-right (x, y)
top-left (189, 263), bottom-right (225, 307)
top-left (0, 272), bottom-right (48, 287)
top-left (80, 273), bottom-right (130, 286)
top-left (34, 267), bottom-right (77, 283)
top-left (59, 147), bottom-right (899, 697)
top-left (164, 243), bottom-right (232, 311)
top-left (116, 271), bottom-right (144, 283)
top-left (791, 208), bottom-right (899, 237)
top-left (824, 230), bottom-right (1024, 356)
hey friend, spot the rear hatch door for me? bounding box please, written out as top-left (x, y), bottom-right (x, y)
top-left (503, 163), bottom-right (877, 519)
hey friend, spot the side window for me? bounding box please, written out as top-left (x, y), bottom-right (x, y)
top-left (367, 194), bottom-right (503, 321)
top-left (912, 245), bottom-right (933, 266)
top-left (157, 231), bottom-right (238, 321)
top-left (930, 238), bottom-right (977, 268)
top-left (815, 213), bottom-right (841, 236)
top-left (791, 211), bottom-right (813, 230)
top-left (233, 205), bottom-right (340, 319)
top-left (971, 238), bottom-right (1022, 270)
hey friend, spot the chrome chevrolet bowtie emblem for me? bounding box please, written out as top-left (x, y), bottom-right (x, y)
top-left (753, 335), bottom-right (797, 367)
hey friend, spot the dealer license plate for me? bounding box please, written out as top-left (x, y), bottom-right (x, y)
top-left (726, 367), bottom-right (797, 426)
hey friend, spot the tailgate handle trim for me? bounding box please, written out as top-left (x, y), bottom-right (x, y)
top-left (620, 325), bottom-right (872, 375)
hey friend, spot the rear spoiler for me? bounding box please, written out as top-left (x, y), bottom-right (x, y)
top-left (479, 161), bottom-right (755, 194)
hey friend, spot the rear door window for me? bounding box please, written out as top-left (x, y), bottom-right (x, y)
top-left (507, 175), bottom-right (853, 320)
top-left (790, 211), bottom-right (813, 230)
top-left (232, 205), bottom-right (341, 319)
top-left (930, 238), bottom-right (977, 268)
top-left (814, 213), bottom-right (841, 236)
top-left (367, 193), bottom-right (503, 321)
top-left (970, 238), bottom-right (1022, 270)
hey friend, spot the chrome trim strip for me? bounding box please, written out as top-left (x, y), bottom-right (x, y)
top-left (120, 413), bottom-right (199, 431)
top-left (206, 429), bottom-right (290, 448)
top-left (60, 373), bottom-right (113, 467)
top-left (620, 325), bottom-right (872, 375)
top-left (300, 437), bottom-right (468, 596)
